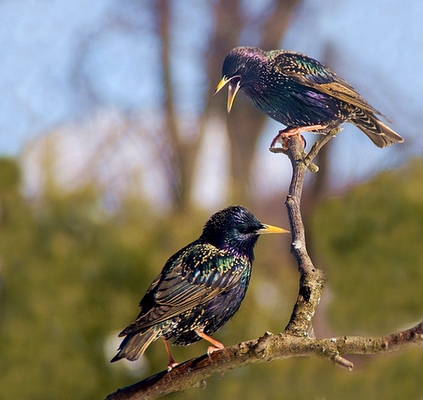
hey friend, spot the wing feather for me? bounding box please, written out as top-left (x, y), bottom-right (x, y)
top-left (119, 244), bottom-right (247, 335)
top-left (274, 51), bottom-right (386, 118)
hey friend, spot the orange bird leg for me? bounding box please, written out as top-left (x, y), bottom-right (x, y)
top-left (162, 337), bottom-right (179, 371)
top-left (270, 124), bottom-right (328, 149)
top-left (195, 329), bottom-right (225, 355)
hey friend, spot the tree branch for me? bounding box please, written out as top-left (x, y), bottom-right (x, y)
top-left (105, 133), bottom-right (423, 399)
top-left (106, 322), bottom-right (423, 400)
top-left (282, 136), bottom-right (327, 337)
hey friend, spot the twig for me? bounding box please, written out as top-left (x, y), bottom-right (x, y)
top-left (269, 128), bottom-right (339, 172)
top-left (305, 127), bottom-right (340, 162)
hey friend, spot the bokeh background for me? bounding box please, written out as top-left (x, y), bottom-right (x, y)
top-left (1, 1), bottom-right (423, 399)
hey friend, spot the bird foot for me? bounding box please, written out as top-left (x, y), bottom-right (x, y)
top-left (162, 337), bottom-right (179, 372)
top-left (269, 125), bottom-right (328, 173)
top-left (167, 360), bottom-right (179, 372)
top-left (206, 343), bottom-right (225, 356)
top-left (195, 328), bottom-right (225, 358)
top-left (269, 134), bottom-right (307, 153)
top-left (206, 344), bottom-right (225, 363)
top-left (269, 124), bottom-right (328, 150)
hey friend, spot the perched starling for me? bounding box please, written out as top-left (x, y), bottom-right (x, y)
top-left (215, 46), bottom-right (404, 148)
top-left (111, 205), bottom-right (288, 369)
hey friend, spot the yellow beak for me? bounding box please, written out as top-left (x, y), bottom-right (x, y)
top-left (214, 76), bottom-right (241, 113)
top-left (214, 76), bottom-right (229, 94)
top-left (257, 224), bottom-right (289, 235)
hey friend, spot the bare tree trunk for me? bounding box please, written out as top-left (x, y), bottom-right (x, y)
top-left (157, 0), bottom-right (202, 214)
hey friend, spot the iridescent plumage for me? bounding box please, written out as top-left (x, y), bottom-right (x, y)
top-left (215, 46), bottom-right (403, 148)
top-left (111, 205), bottom-right (288, 368)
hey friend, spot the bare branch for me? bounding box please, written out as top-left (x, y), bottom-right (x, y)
top-left (106, 322), bottom-right (423, 400)
top-left (283, 135), bottom-right (328, 336)
top-left (105, 134), bottom-right (423, 399)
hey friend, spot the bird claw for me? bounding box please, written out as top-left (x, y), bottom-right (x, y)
top-left (270, 128), bottom-right (308, 151)
top-left (195, 328), bottom-right (225, 357)
top-left (167, 360), bottom-right (179, 372)
top-left (206, 344), bottom-right (224, 362)
top-left (162, 337), bottom-right (179, 371)
top-left (269, 131), bottom-right (320, 173)
top-left (270, 123), bottom-right (328, 150)
top-left (207, 345), bottom-right (224, 356)
top-left (269, 135), bottom-right (307, 156)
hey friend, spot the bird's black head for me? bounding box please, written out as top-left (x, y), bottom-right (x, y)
top-left (215, 47), bottom-right (267, 112)
top-left (201, 205), bottom-right (287, 259)
top-left (222, 47), bottom-right (265, 81)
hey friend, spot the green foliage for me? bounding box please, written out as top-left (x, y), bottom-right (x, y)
top-left (0, 166), bottom-right (173, 398)
top-left (311, 158), bottom-right (423, 335)
top-left (0, 157), bottom-right (422, 400)
top-left (0, 157), bottom-right (20, 193)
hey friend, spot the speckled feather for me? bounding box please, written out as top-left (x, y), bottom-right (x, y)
top-left (120, 244), bottom-right (251, 344)
top-left (111, 206), bottom-right (285, 363)
top-left (218, 47), bottom-right (403, 147)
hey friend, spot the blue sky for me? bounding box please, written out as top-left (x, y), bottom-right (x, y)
top-left (2, 0), bottom-right (422, 208)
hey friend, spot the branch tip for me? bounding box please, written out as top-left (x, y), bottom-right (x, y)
top-left (333, 355), bottom-right (354, 371)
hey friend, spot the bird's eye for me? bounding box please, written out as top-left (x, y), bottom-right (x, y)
top-left (239, 225), bottom-right (256, 235)
top-left (237, 65), bottom-right (247, 76)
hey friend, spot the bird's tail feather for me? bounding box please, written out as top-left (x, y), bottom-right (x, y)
top-left (110, 327), bottom-right (159, 362)
top-left (353, 108), bottom-right (404, 148)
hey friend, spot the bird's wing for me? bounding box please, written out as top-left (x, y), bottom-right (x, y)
top-left (274, 52), bottom-right (384, 117)
top-left (314, 81), bottom-right (384, 117)
top-left (119, 244), bottom-right (247, 335)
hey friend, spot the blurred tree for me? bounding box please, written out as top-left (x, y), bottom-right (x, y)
top-left (69, 0), bottom-right (301, 213)
top-left (0, 158), bottom-right (21, 225)
top-left (311, 158), bottom-right (423, 336)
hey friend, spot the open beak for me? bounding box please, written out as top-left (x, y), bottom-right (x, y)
top-left (257, 224), bottom-right (289, 235)
top-left (214, 76), bottom-right (241, 113)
